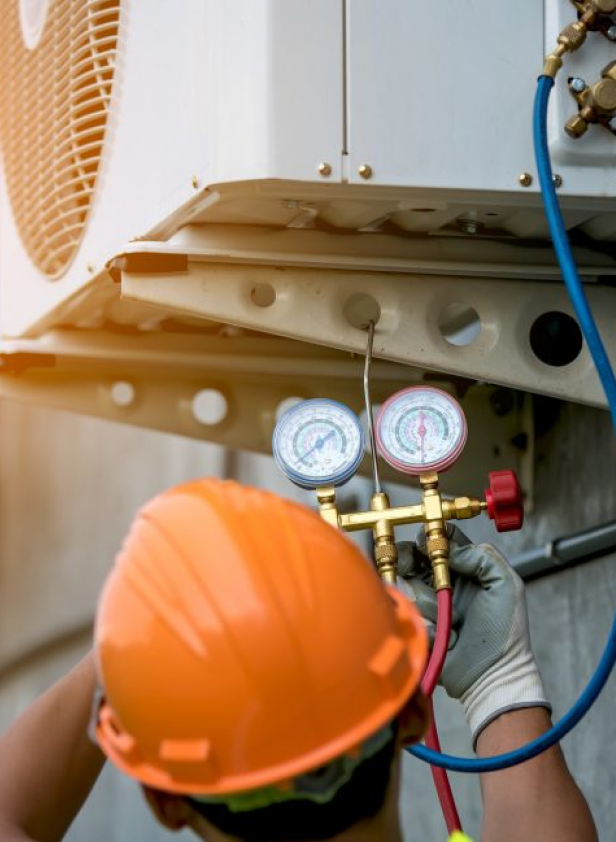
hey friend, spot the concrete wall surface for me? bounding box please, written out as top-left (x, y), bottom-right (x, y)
top-left (0, 398), bottom-right (614, 841)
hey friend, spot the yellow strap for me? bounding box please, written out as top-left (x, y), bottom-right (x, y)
top-left (449, 834), bottom-right (474, 842)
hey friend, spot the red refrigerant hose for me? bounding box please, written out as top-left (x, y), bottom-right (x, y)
top-left (421, 588), bottom-right (452, 697)
top-left (420, 588), bottom-right (462, 835)
top-left (425, 700), bottom-right (462, 834)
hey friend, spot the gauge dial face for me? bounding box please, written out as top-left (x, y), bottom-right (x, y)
top-left (375, 386), bottom-right (467, 475)
top-left (273, 399), bottom-right (364, 489)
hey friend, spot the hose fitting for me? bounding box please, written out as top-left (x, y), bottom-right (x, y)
top-left (543, 2), bottom-right (616, 78)
top-left (370, 492), bottom-right (398, 584)
top-left (420, 473), bottom-right (452, 591)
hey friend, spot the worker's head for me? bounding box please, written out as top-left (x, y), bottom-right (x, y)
top-left (92, 479), bottom-right (429, 841)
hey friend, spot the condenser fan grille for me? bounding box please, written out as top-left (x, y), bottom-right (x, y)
top-left (0, 0), bottom-right (121, 278)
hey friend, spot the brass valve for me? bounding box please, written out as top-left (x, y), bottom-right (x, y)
top-left (574, 0), bottom-right (616, 15)
top-left (568, 1), bottom-right (616, 24)
top-left (544, 2), bottom-right (616, 78)
top-left (316, 475), bottom-right (493, 591)
top-left (316, 470), bottom-right (522, 590)
top-left (566, 61), bottom-right (616, 137)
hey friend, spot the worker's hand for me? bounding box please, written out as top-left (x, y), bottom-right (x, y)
top-left (397, 528), bottom-right (551, 743)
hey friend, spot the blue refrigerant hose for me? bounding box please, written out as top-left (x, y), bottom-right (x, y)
top-left (408, 74), bottom-right (616, 773)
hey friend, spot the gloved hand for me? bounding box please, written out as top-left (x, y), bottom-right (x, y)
top-left (397, 527), bottom-right (551, 744)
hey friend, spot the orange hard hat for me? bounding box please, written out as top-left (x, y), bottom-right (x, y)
top-left (94, 479), bottom-right (427, 796)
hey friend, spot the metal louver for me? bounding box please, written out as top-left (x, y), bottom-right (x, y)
top-left (0, 0), bottom-right (121, 278)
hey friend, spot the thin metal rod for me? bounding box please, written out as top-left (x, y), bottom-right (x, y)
top-left (364, 321), bottom-right (382, 493)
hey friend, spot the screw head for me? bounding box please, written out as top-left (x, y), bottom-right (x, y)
top-left (518, 172), bottom-right (533, 188)
top-left (358, 164), bottom-right (373, 180)
top-left (608, 24), bottom-right (616, 40)
top-left (570, 77), bottom-right (586, 93)
top-left (318, 162), bottom-right (332, 177)
top-left (458, 218), bottom-right (479, 235)
top-left (552, 174), bottom-right (563, 188)
top-left (87, 262), bottom-right (95, 273)
top-left (609, 115), bottom-right (616, 131)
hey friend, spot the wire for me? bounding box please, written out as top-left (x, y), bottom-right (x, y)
top-left (408, 73), bottom-right (616, 773)
top-left (363, 320), bottom-right (382, 494)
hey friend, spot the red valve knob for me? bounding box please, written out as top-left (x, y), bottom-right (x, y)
top-left (485, 470), bottom-right (524, 532)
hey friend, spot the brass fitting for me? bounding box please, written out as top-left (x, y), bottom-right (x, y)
top-left (565, 61), bottom-right (616, 137)
top-left (586, 0), bottom-right (616, 15)
top-left (316, 486), bottom-right (340, 529)
top-left (420, 473), bottom-right (452, 591)
top-left (370, 492), bottom-right (398, 585)
top-left (543, 3), bottom-right (614, 78)
top-left (317, 477), bottom-right (488, 588)
top-left (442, 496), bottom-right (488, 520)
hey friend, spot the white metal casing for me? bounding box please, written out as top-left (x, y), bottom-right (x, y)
top-left (0, 0), bottom-right (343, 337)
top-left (3, 0), bottom-right (616, 340)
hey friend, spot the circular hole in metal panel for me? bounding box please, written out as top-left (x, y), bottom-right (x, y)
top-left (192, 390), bottom-right (229, 426)
top-left (110, 381), bottom-right (136, 408)
top-left (275, 396), bottom-right (305, 421)
top-left (251, 283), bottom-right (277, 308)
top-left (529, 311), bottom-right (583, 367)
top-left (343, 294), bottom-right (381, 329)
top-left (438, 302), bottom-right (482, 346)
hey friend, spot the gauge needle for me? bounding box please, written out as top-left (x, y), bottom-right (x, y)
top-left (418, 411), bottom-right (427, 463)
top-left (300, 429), bottom-right (336, 464)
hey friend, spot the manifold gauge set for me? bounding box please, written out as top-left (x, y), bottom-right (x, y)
top-left (273, 386), bottom-right (468, 489)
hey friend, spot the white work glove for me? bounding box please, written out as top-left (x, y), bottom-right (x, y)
top-left (397, 527), bottom-right (551, 744)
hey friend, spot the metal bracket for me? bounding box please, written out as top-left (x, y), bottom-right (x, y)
top-left (0, 331), bottom-right (533, 501)
top-left (120, 250), bottom-right (616, 408)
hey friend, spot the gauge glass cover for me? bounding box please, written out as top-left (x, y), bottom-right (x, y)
top-left (375, 386), bottom-right (467, 475)
top-left (273, 398), bottom-right (364, 488)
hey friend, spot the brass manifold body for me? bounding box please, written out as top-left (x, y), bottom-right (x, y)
top-left (316, 472), bottom-right (487, 591)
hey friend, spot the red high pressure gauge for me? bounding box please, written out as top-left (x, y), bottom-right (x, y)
top-left (375, 386), bottom-right (467, 475)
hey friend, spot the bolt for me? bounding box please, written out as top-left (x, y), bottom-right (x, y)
top-left (458, 218), bottom-right (479, 235)
top-left (570, 76), bottom-right (587, 93)
top-left (358, 164), bottom-right (373, 180)
top-left (608, 24), bottom-right (616, 41)
top-left (518, 172), bottom-right (533, 188)
top-left (318, 162), bottom-right (332, 177)
top-left (553, 174), bottom-right (563, 188)
top-left (191, 175), bottom-right (199, 189)
top-left (609, 115), bottom-right (616, 131)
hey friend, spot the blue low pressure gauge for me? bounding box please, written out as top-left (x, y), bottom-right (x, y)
top-left (273, 399), bottom-right (365, 489)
